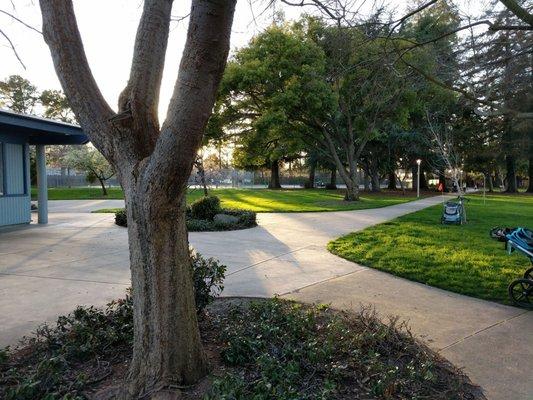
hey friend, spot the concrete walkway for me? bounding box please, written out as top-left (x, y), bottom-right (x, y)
top-left (0, 197), bottom-right (531, 399)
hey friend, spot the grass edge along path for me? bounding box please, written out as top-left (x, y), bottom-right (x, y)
top-left (328, 193), bottom-right (533, 305)
top-left (57, 187), bottom-right (431, 213)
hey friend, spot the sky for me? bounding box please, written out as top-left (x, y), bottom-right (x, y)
top-left (0, 0), bottom-right (488, 120)
top-left (0, 0), bottom-right (305, 119)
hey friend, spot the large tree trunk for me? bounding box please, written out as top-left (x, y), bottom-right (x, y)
top-left (268, 160), bottom-right (282, 189)
top-left (344, 179), bottom-right (359, 201)
top-left (125, 194), bottom-right (207, 398)
top-left (304, 158), bottom-right (317, 189)
top-left (39, 1), bottom-right (237, 398)
top-left (505, 154), bottom-right (518, 193)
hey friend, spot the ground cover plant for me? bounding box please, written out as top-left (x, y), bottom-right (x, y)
top-left (83, 188), bottom-right (425, 213)
top-left (114, 196), bottom-right (257, 232)
top-left (0, 252), bottom-right (225, 400)
top-left (0, 298), bottom-right (484, 400)
top-left (329, 194), bottom-right (533, 304)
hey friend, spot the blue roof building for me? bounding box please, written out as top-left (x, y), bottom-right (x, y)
top-left (0, 110), bottom-right (88, 227)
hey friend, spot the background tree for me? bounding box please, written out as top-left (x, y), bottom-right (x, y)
top-left (63, 146), bottom-right (114, 195)
top-left (40, 89), bottom-right (75, 122)
top-left (39, 0), bottom-right (237, 397)
top-left (0, 74), bottom-right (39, 113)
top-left (215, 23), bottom-right (334, 189)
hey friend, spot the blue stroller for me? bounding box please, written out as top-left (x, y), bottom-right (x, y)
top-left (441, 196), bottom-right (468, 225)
top-left (490, 227), bottom-right (533, 308)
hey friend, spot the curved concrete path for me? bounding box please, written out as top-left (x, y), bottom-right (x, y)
top-left (0, 197), bottom-right (531, 399)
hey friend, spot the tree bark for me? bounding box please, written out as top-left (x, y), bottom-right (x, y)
top-left (124, 194), bottom-right (207, 398)
top-left (326, 167), bottom-right (337, 189)
top-left (268, 160), bottom-right (282, 189)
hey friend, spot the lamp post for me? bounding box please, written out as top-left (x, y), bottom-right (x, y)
top-left (416, 159), bottom-right (421, 198)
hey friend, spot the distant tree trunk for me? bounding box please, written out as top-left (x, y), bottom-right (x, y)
top-left (326, 167), bottom-right (337, 189)
top-left (97, 177), bottom-right (108, 196)
top-left (304, 158), bottom-right (317, 189)
top-left (371, 170), bottom-right (380, 192)
top-left (269, 160), bottom-right (282, 189)
top-left (195, 157), bottom-right (208, 196)
top-left (487, 171), bottom-right (494, 192)
top-left (419, 169), bottom-right (428, 190)
top-left (388, 170), bottom-right (396, 190)
top-left (363, 171), bottom-right (370, 191)
top-left (528, 131), bottom-right (533, 193)
top-left (438, 169), bottom-right (446, 192)
top-left (505, 154), bottom-right (518, 193)
top-left (411, 165), bottom-right (417, 192)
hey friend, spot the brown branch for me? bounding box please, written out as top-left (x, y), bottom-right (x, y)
top-left (0, 9), bottom-right (42, 34)
top-left (0, 27), bottom-right (25, 69)
top-left (499, 0), bottom-right (533, 26)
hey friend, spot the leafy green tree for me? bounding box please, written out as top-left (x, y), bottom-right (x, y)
top-left (215, 23), bottom-right (334, 188)
top-left (40, 89), bottom-right (76, 123)
top-left (63, 146), bottom-right (115, 196)
top-left (0, 75), bottom-right (39, 113)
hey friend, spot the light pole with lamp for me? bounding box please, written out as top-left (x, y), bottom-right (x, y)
top-left (416, 159), bottom-right (422, 198)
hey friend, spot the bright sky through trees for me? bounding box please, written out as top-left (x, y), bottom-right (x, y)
top-left (0, 0), bottom-right (487, 120)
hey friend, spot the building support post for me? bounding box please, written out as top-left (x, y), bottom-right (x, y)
top-left (36, 145), bottom-right (48, 224)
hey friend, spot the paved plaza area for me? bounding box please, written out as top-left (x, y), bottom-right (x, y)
top-left (0, 197), bottom-right (531, 399)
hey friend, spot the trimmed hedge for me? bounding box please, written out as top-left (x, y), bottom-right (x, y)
top-left (114, 196), bottom-right (257, 232)
top-left (191, 195), bottom-right (221, 220)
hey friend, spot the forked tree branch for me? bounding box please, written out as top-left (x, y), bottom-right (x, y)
top-left (119, 0), bottom-right (174, 147)
top-left (146, 0), bottom-right (237, 200)
top-left (40, 0), bottom-right (116, 159)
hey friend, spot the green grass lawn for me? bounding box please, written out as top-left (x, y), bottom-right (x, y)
top-left (31, 187), bottom-right (125, 200)
top-left (328, 193), bottom-right (533, 305)
top-left (36, 187), bottom-right (423, 212)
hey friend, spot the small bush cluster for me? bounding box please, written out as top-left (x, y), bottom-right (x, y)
top-left (0, 252), bottom-right (226, 400)
top-left (115, 209), bottom-right (127, 227)
top-left (207, 299), bottom-right (483, 400)
top-left (191, 195), bottom-right (221, 220)
top-left (114, 196), bottom-right (257, 231)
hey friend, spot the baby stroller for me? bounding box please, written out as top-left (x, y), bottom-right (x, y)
top-left (441, 196), bottom-right (468, 225)
top-left (490, 227), bottom-right (533, 308)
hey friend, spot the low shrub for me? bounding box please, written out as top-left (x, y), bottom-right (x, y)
top-left (191, 195), bottom-right (221, 220)
top-left (207, 299), bottom-right (483, 400)
top-left (114, 206), bottom-right (256, 232)
top-left (0, 252), bottom-right (226, 400)
top-left (115, 209), bottom-right (127, 227)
